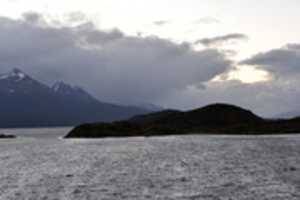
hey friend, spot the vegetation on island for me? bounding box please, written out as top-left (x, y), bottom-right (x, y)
top-left (65, 103), bottom-right (300, 138)
top-left (0, 134), bottom-right (16, 139)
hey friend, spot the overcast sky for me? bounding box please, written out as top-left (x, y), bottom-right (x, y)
top-left (1, 0), bottom-right (300, 117)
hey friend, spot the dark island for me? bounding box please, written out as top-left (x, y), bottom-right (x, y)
top-left (0, 134), bottom-right (16, 139)
top-left (65, 103), bottom-right (300, 138)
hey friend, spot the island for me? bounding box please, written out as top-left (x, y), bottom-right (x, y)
top-left (64, 103), bottom-right (300, 138)
top-left (0, 134), bottom-right (16, 139)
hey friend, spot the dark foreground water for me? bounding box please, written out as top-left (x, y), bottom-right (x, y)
top-left (0, 128), bottom-right (300, 200)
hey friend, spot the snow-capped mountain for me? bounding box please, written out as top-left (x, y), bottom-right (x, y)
top-left (51, 81), bottom-right (97, 103)
top-left (52, 81), bottom-right (84, 95)
top-left (0, 68), bottom-right (149, 128)
top-left (0, 68), bottom-right (27, 82)
top-left (0, 68), bottom-right (49, 94)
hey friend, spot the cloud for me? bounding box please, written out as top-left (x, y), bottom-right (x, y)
top-left (66, 12), bottom-right (87, 23)
top-left (241, 44), bottom-right (300, 78)
top-left (3, 13), bottom-right (300, 117)
top-left (161, 79), bottom-right (300, 117)
top-left (199, 43), bottom-right (300, 117)
top-left (153, 20), bottom-right (171, 26)
top-left (156, 41), bottom-right (300, 117)
top-left (195, 33), bottom-right (248, 47)
top-left (22, 12), bottom-right (45, 24)
top-left (77, 23), bottom-right (124, 46)
top-left (194, 17), bottom-right (220, 24)
top-left (0, 14), bottom-right (232, 106)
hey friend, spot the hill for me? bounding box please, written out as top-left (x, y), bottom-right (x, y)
top-left (275, 110), bottom-right (300, 119)
top-left (65, 103), bottom-right (292, 138)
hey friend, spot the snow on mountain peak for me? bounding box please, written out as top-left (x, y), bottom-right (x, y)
top-left (52, 81), bottom-right (67, 92)
top-left (0, 68), bottom-right (27, 82)
top-left (52, 81), bottom-right (83, 93)
top-left (51, 81), bottom-right (95, 101)
top-left (11, 68), bottom-right (26, 81)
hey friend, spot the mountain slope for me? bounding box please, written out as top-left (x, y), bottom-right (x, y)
top-left (275, 110), bottom-right (300, 119)
top-left (0, 69), bottom-right (149, 128)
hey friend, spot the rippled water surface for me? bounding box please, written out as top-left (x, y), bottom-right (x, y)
top-left (0, 128), bottom-right (300, 199)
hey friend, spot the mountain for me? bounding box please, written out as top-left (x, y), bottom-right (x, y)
top-left (275, 110), bottom-right (300, 119)
top-left (66, 103), bottom-right (280, 138)
top-left (136, 103), bottom-right (164, 112)
top-left (0, 68), bottom-right (149, 128)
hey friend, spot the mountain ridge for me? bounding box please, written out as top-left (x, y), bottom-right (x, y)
top-left (0, 68), bottom-right (150, 128)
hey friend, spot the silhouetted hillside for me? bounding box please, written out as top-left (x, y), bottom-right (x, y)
top-left (65, 103), bottom-right (296, 138)
top-left (0, 134), bottom-right (16, 139)
top-left (185, 104), bottom-right (263, 127)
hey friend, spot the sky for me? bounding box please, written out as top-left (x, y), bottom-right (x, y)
top-left (1, 0), bottom-right (300, 117)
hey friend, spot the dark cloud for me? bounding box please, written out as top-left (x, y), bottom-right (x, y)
top-left (195, 33), bottom-right (248, 47)
top-left (153, 20), bottom-right (170, 26)
top-left (241, 44), bottom-right (300, 78)
top-left (22, 12), bottom-right (44, 24)
top-left (0, 14), bottom-right (232, 106)
top-left (76, 23), bottom-right (124, 46)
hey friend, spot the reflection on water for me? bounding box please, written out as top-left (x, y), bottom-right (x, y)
top-left (0, 127), bottom-right (73, 139)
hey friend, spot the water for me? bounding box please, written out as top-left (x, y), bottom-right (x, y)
top-left (0, 127), bottom-right (72, 139)
top-left (0, 128), bottom-right (300, 199)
